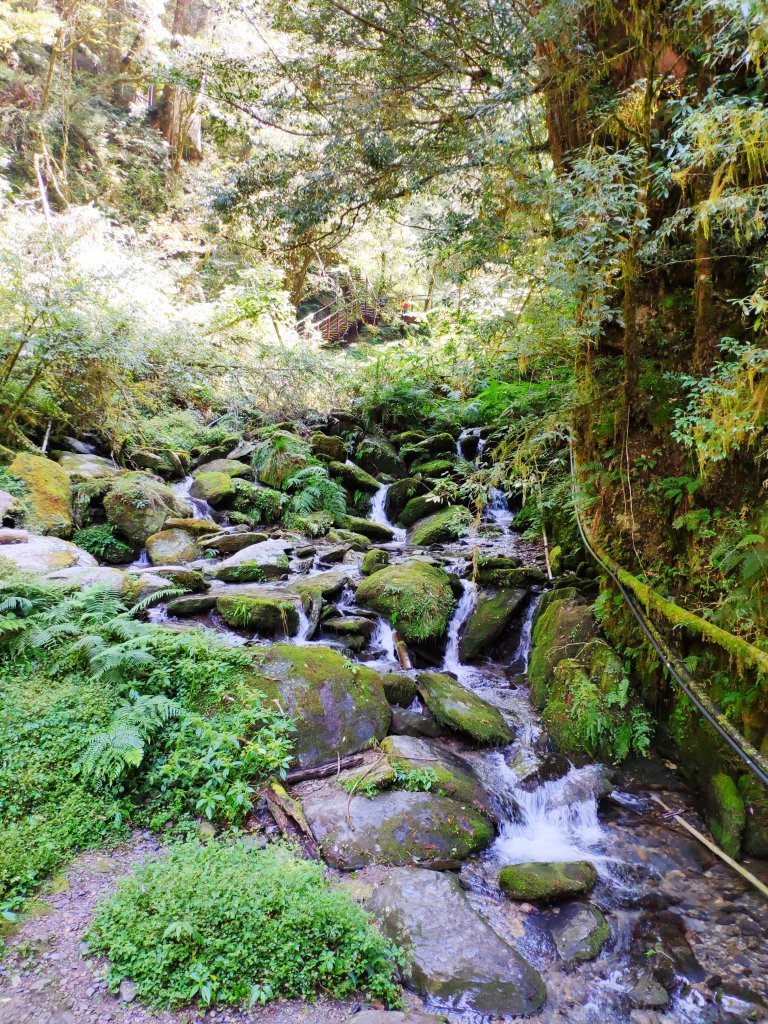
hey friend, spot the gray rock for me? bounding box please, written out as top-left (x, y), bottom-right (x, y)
top-left (198, 531), bottom-right (268, 554)
top-left (381, 735), bottom-right (486, 806)
top-left (545, 901), bottom-right (610, 963)
top-left (0, 534), bottom-right (97, 574)
top-left (208, 539), bottom-right (292, 582)
top-left (58, 453), bottom-right (121, 482)
top-left (369, 867), bottom-right (546, 1016)
top-left (145, 528), bottom-right (199, 565)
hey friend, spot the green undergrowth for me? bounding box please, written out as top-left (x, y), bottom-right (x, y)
top-left (86, 841), bottom-right (401, 1009)
top-left (0, 573), bottom-right (294, 918)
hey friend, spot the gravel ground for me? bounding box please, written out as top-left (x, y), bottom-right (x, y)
top-left (0, 833), bottom-right (404, 1024)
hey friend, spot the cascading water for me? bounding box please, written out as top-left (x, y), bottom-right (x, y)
top-left (173, 474), bottom-right (214, 520)
top-left (442, 578), bottom-right (477, 683)
top-left (293, 603), bottom-right (314, 644)
top-left (369, 483), bottom-right (407, 543)
top-left (512, 593), bottom-right (540, 672)
top-left (369, 617), bottom-right (398, 666)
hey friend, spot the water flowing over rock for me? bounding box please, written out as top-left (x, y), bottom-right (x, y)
top-left (369, 867), bottom-right (547, 1016)
top-left (459, 586), bottom-right (528, 661)
top-left (543, 901), bottom-right (610, 964)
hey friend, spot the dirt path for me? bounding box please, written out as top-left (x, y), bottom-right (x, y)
top-left (0, 834), bottom-right (385, 1024)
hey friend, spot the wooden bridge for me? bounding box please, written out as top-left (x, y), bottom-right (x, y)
top-left (296, 287), bottom-right (430, 345)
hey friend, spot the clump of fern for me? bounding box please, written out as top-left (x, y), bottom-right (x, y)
top-left (285, 465), bottom-right (347, 522)
top-left (251, 431), bottom-right (312, 490)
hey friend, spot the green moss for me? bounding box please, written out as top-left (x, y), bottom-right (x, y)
top-left (707, 773), bottom-right (746, 859)
top-left (528, 595), bottom-right (596, 707)
top-left (417, 671), bottom-right (513, 745)
top-left (460, 588), bottom-right (527, 661)
top-left (498, 861), bottom-right (597, 902)
top-left (413, 458), bottom-right (456, 477)
top-left (411, 506), bottom-right (473, 545)
top-left (327, 460), bottom-right (381, 494)
top-left (362, 548), bottom-right (390, 575)
top-left (356, 560), bottom-right (455, 643)
top-left (737, 774), bottom-right (768, 857)
top-left (104, 472), bottom-right (186, 546)
top-left (73, 524), bottom-right (134, 564)
top-left (8, 454), bottom-right (73, 538)
top-left (216, 595), bottom-right (299, 635)
top-left (231, 481), bottom-right (288, 524)
top-left (190, 471), bottom-right (235, 505)
top-left (398, 493), bottom-right (446, 527)
top-left (381, 672), bottom-right (417, 706)
top-left (215, 562), bottom-right (267, 583)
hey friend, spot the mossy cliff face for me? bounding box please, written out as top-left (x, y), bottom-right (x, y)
top-left (527, 593), bottom-right (597, 707)
top-left (9, 454), bottom-right (73, 538)
top-left (356, 560), bottom-right (456, 644)
top-left (417, 671), bottom-right (513, 745)
top-left (104, 472), bottom-right (189, 546)
top-left (246, 643), bottom-right (390, 769)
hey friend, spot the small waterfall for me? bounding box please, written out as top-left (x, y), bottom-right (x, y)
top-left (511, 593), bottom-right (540, 672)
top-left (442, 579), bottom-right (477, 682)
top-left (369, 484), bottom-right (406, 543)
top-left (173, 475), bottom-right (213, 520)
top-left (485, 487), bottom-right (514, 533)
top-left (336, 585), bottom-right (356, 614)
top-left (293, 603), bottom-right (314, 644)
top-left (370, 617), bottom-right (397, 665)
top-left (130, 547), bottom-right (150, 568)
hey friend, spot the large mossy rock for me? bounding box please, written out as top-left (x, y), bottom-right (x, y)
top-left (0, 532), bottom-right (96, 573)
top-left (145, 528), bottom-right (199, 565)
top-left (499, 860), bottom-right (598, 902)
top-left (404, 433), bottom-right (456, 461)
top-left (528, 593), bottom-right (597, 707)
top-left (398, 493), bottom-right (447, 528)
top-left (104, 472), bottom-right (189, 547)
top-left (385, 477), bottom-right (426, 521)
top-left (58, 453), bottom-right (121, 483)
top-left (208, 540), bottom-right (292, 582)
top-left (738, 774), bottom-right (768, 857)
top-left (361, 548), bottom-right (390, 576)
top-left (190, 471), bottom-right (235, 506)
top-left (417, 671), bottom-right (513, 745)
top-left (248, 644), bottom-right (390, 768)
top-left (192, 458), bottom-right (251, 479)
top-left (328, 459), bottom-right (381, 494)
top-left (231, 480), bottom-right (287, 524)
top-left (706, 773), bottom-right (746, 859)
top-left (310, 432), bottom-right (347, 462)
top-left (355, 437), bottom-right (407, 479)
top-left (544, 902), bottom-right (610, 964)
top-left (9, 454), bottom-right (73, 538)
top-left (369, 868), bottom-right (546, 1017)
top-left (356, 560), bottom-right (455, 644)
top-left (339, 515), bottom-right (395, 542)
top-left (216, 593), bottom-right (300, 635)
top-left (411, 506), bottom-right (472, 546)
top-left (381, 735), bottom-right (486, 806)
top-left (460, 588), bottom-right (527, 661)
top-left (301, 788), bottom-right (493, 870)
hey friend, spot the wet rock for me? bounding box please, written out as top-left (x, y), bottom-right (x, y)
top-left (738, 773), bottom-right (768, 857)
top-left (9, 453), bottom-right (73, 538)
top-left (477, 566), bottom-right (548, 588)
top-left (391, 703), bottom-right (443, 737)
top-left (346, 1012), bottom-right (446, 1024)
top-left (151, 567), bottom-right (208, 592)
top-left (198, 531), bottom-right (269, 554)
top-left (362, 547), bottom-right (390, 575)
top-left (355, 436), bottom-right (407, 478)
top-left (192, 458), bottom-right (251, 478)
top-left (132, 448), bottom-right (186, 477)
top-left (398, 493), bottom-right (447, 528)
top-left (289, 569), bottom-right (351, 600)
top-left (58, 453), bottom-right (121, 482)
top-left (385, 477), bottom-right (427, 521)
top-left (0, 534), bottom-right (96, 573)
top-left (381, 735), bottom-right (485, 805)
top-left (356, 560), bottom-right (455, 644)
top-left (310, 432), bottom-right (347, 462)
top-left (626, 971), bottom-right (670, 1009)
top-left (322, 615), bottom-right (377, 639)
top-left (412, 458), bottom-right (457, 479)
top-left (208, 539), bottom-right (292, 582)
top-left (633, 911), bottom-right (705, 990)
top-left (706, 773), bottom-right (745, 859)
top-left (248, 643), bottom-right (390, 768)
top-left (544, 901), bottom-right (609, 964)
top-left (301, 788), bottom-right (493, 870)
top-left (164, 517), bottom-right (218, 535)
top-left (145, 528), bottom-right (199, 565)
top-left (516, 752), bottom-right (571, 790)
top-left (716, 983), bottom-right (768, 1022)
top-left (417, 671), bottom-right (513, 745)
top-left (328, 459), bottom-right (381, 493)
top-left (319, 543), bottom-right (350, 564)
top-left (369, 867), bottom-right (546, 1016)
top-left (411, 506), bottom-right (472, 546)
top-left (382, 672), bottom-right (418, 706)
top-left (499, 860), bottom-right (598, 901)
top-left (340, 515), bottom-right (395, 542)
top-left (104, 472), bottom-right (189, 546)
top-left (216, 593), bottom-right (300, 635)
top-left (528, 593), bottom-right (597, 707)
top-left (460, 588), bottom-right (527, 661)
top-left (190, 470), bottom-right (235, 505)
top-left (326, 528), bottom-right (370, 550)
top-left (404, 433), bottom-right (457, 460)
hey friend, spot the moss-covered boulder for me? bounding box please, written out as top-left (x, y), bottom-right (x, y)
top-left (310, 432), bottom-right (347, 462)
top-left (192, 458), bottom-right (250, 479)
top-left (417, 672), bottom-right (513, 745)
top-left (411, 506), bottom-right (472, 546)
top-left (545, 902), bottom-right (610, 964)
top-left (339, 515), bottom-right (395, 542)
top-left (162, 517), bottom-right (217, 535)
top-left (9, 454), bottom-right (73, 538)
top-left (398, 493), bottom-right (447, 528)
top-left (499, 861), bottom-right (598, 902)
top-left (145, 528), bottom-right (199, 565)
top-left (356, 560), bottom-right (455, 644)
top-left (738, 774), bottom-right (768, 857)
top-left (248, 644), bottom-right (390, 768)
top-left (58, 453), bottom-right (121, 483)
top-left (405, 433), bottom-right (456, 460)
top-left (190, 471), bottom-right (235, 506)
top-left (460, 588), bottom-right (527, 661)
top-left (477, 565), bottom-right (548, 588)
top-left (328, 460), bottom-right (381, 494)
top-left (231, 480), bottom-right (287, 524)
top-left (355, 437), bottom-right (407, 479)
top-left (198, 531), bottom-right (269, 555)
top-left (151, 567), bottom-right (208, 592)
top-left (208, 540), bottom-right (292, 582)
top-left (300, 788), bottom-right (493, 870)
top-left (385, 477), bottom-right (427, 521)
top-left (413, 458), bottom-right (457, 479)
top-left (362, 547), bottom-right (390, 575)
top-left (528, 594), bottom-right (597, 707)
top-left (706, 773), bottom-right (746, 859)
top-left (217, 594), bottom-right (300, 635)
top-left (103, 472), bottom-right (189, 547)
top-left (381, 735), bottom-right (486, 805)
top-left (369, 868), bottom-right (546, 1016)
top-left (381, 672), bottom-right (418, 706)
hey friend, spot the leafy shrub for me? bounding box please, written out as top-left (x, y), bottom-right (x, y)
top-left (86, 842), bottom-right (400, 1008)
top-left (231, 480), bottom-right (287, 523)
top-left (139, 411), bottom-right (234, 454)
top-left (286, 465), bottom-right (347, 521)
top-left (73, 524), bottom-right (134, 563)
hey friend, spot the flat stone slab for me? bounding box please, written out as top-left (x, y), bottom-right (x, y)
top-left (369, 867), bottom-right (546, 1017)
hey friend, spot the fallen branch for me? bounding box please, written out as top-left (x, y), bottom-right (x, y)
top-left (285, 753), bottom-right (365, 784)
top-left (264, 782), bottom-right (319, 859)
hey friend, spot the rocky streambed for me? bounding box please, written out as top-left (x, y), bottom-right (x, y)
top-left (2, 430), bottom-right (768, 1024)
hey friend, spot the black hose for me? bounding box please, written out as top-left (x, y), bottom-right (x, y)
top-left (569, 445), bottom-right (768, 790)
